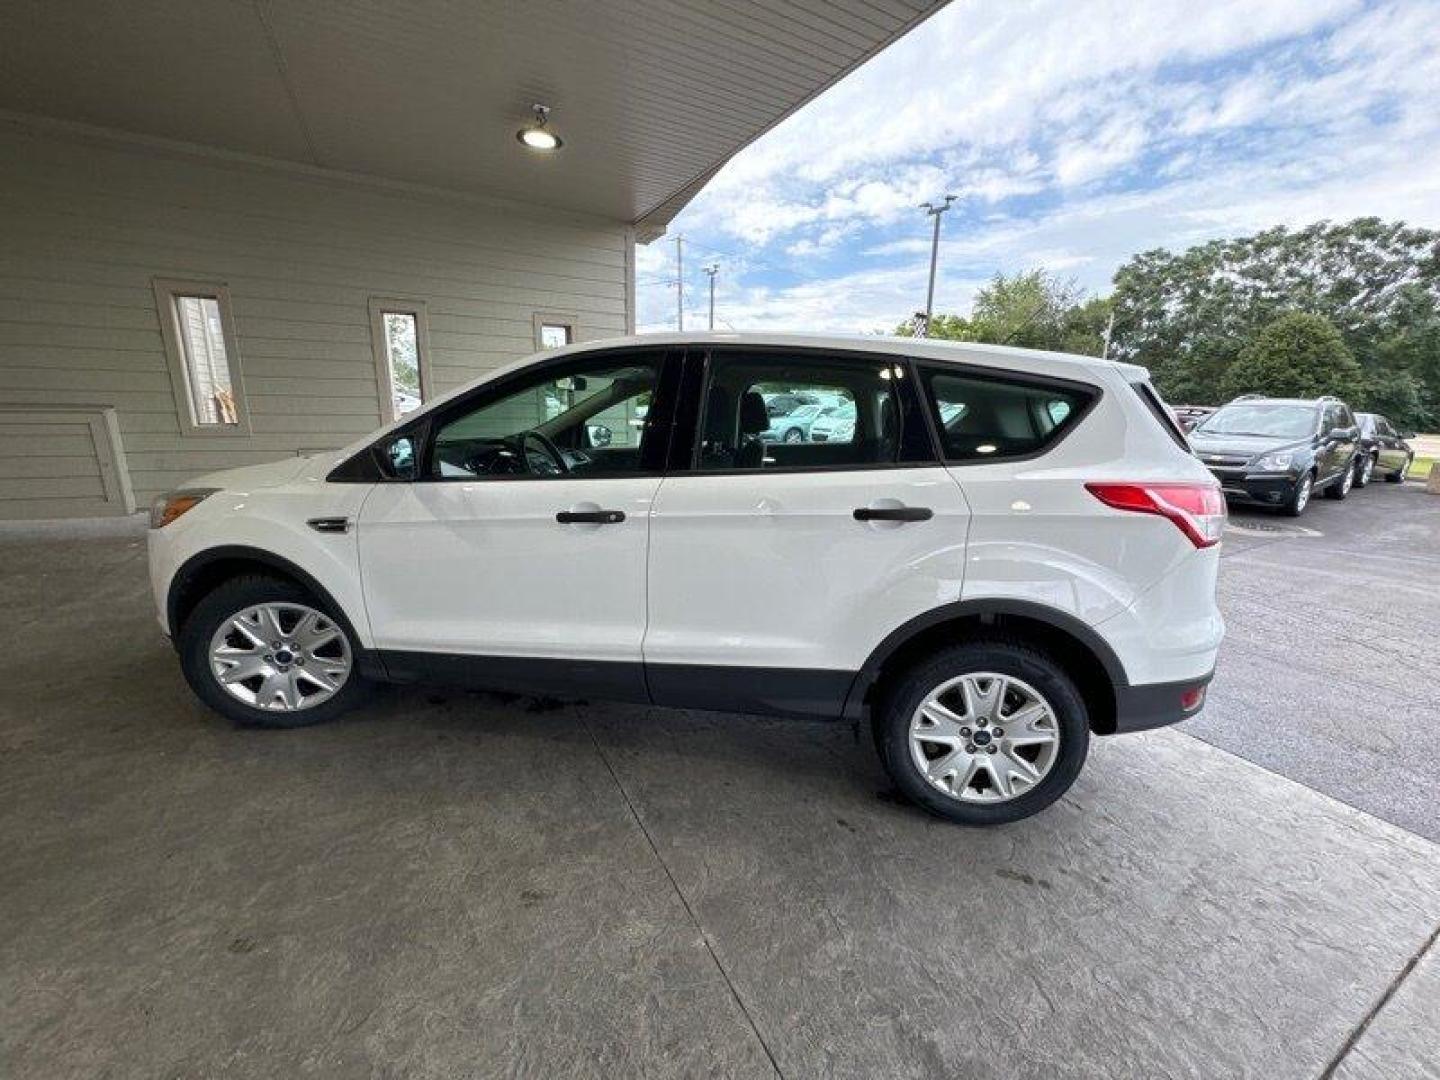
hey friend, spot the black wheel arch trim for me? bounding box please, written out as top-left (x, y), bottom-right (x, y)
top-left (166, 545), bottom-right (386, 679)
top-left (841, 598), bottom-right (1130, 723)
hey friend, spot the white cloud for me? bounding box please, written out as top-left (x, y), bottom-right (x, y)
top-left (637, 0), bottom-right (1440, 331)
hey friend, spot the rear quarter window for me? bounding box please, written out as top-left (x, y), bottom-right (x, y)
top-left (1130, 380), bottom-right (1190, 451)
top-left (921, 368), bottom-right (1096, 462)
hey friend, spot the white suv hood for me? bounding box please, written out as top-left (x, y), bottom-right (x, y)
top-left (182, 454), bottom-right (321, 492)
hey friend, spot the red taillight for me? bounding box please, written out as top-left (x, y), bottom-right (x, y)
top-left (1179, 685), bottom-right (1206, 712)
top-left (1085, 482), bottom-right (1226, 549)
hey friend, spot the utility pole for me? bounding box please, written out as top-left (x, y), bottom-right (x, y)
top-left (703, 263), bottom-right (719, 330)
top-left (920, 195), bottom-right (957, 337)
top-left (674, 235), bottom-right (685, 331)
top-left (1101, 309), bottom-right (1116, 359)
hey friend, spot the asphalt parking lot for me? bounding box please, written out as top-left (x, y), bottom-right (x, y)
top-left (1192, 480), bottom-right (1440, 843)
top-left (2, 486), bottom-right (1437, 1078)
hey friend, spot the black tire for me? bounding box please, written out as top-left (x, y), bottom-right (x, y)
top-left (1323, 460), bottom-right (1354, 500)
top-left (783, 428), bottom-right (804, 443)
top-left (1280, 473), bottom-right (1313, 517)
top-left (1385, 456), bottom-right (1410, 483)
top-left (1354, 453), bottom-right (1376, 489)
top-left (873, 641), bottom-right (1090, 826)
top-left (177, 574), bottom-right (368, 728)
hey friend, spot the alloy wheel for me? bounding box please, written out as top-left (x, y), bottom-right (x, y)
top-left (1361, 456), bottom-right (1374, 484)
top-left (1340, 465), bottom-right (1353, 495)
top-left (208, 602), bottom-right (352, 711)
top-left (908, 672), bottom-right (1061, 803)
top-left (1295, 475), bottom-right (1312, 512)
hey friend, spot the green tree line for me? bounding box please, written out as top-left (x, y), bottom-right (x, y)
top-left (899, 218), bottom-right (1440, 430)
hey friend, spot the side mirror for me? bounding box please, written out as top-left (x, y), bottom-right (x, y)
top-left (1398, 429), bottom-right (1415, 440)
top-left (383, 435), bottom-right (418, 480)
top-left (587, 423), bottom-right (613, 448)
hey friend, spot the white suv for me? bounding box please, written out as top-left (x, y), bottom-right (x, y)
top-left (148, 333), bottom-right (1224, 824)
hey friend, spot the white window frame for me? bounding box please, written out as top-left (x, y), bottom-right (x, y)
top-left (369, 298), bottom-right (434, 425)
top-left (153, 278), bottom-right (251, 437)
top-left (533, 312), bottom-right (579, 351)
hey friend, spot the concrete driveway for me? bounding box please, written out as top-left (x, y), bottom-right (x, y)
top-left (2, 495), bottom-right (1437, 1078)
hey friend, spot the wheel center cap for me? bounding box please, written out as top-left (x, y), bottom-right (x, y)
top-left (274, 648), bottom-right (295, 665)
top-left (973, 730), bottom-right (992, 747)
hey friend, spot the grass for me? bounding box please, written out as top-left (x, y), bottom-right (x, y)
top-left (1407, 455), bottom-right (1434, 481)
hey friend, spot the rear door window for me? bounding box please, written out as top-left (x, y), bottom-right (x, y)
top-left (920, 368), bottom-right (1095, 462)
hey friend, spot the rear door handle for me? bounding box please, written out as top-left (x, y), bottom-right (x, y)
top-left (556, 509), bottom-right (626, 524)
top-left (853, 506), bottom-right (933, 522)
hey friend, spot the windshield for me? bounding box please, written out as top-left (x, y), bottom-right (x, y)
top-left (1195, 403), bottom-right (1316, 439)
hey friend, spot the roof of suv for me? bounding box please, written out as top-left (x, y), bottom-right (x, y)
top-left (558, 331), bottom-right (1149, 383)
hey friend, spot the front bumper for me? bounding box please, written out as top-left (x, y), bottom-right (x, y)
top-left (1112, 671), bottom-right (1214, 733)
top-left (1205, 467), bottom-right (1299, 507)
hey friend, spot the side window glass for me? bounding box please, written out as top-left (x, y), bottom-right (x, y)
top-left (430, 356), bottom-right (660, 479)
top-left (697, 353), bottom-right (931, 471)
top-left (923, 370), bottom-right (1093, 462)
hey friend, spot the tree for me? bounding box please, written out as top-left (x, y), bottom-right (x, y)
top-left (1109, 218), bottom-right (1440, 423)
top-left (1220, 313), bottom-right (1365, 402)
top-left (895, 270), bottom-right (1110, 356)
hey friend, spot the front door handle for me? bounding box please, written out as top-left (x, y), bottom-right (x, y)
top-left (853, 506), bottom-right (933, 522)
top-left (556, 509), bottom-right (626, 524)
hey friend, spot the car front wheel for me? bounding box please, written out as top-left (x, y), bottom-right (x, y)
top-left (874, 642), bottom-right (1089, 825)
top-left (177, 575), bottom-right (367, 728)
top-left (1281, 473), bottom-right (1313, 517)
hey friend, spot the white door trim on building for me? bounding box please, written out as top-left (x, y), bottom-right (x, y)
top-left (0, 404), bottom-right (136, 519)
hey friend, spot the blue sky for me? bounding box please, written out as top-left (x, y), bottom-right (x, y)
top-left (635, 0), bottom-right (1440, 333)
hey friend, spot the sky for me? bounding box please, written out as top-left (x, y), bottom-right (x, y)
top-left (634, 0), bottom-right (1440, 334)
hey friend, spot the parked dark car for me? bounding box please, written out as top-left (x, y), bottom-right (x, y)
top-left (1353, 412), bottom-right (1413, 486)
top-left (1173, 405), bottom-right (1215, 433)
top-left (1188, 395), bottom-right (1359, 516)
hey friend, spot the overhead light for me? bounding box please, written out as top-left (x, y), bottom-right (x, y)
top-left (517, 104), bottom-right (562, 151)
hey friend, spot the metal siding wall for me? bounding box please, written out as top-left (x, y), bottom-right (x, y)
top-left (0, 128), bottom-right (630, 515)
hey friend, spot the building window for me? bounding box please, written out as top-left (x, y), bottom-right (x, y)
top-left (534, 313), bottom-right (577, 350)
top-left (369, 299), bottom-right (432, 424)
top-left (153, 279), bottom-right (249, 436)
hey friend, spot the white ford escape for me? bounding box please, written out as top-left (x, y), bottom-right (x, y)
top-left (149, 333), bottom-right (1224, 825)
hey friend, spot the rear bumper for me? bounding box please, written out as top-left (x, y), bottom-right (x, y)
top-left (1112, 671), bottom-right (1214, 733)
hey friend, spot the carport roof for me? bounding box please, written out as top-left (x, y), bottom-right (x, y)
top-left (0, 0), bottom-right (946, 238)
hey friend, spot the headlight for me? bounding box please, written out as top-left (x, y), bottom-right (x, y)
top-left (149, 488), bottom-right (219, 529)
top-left (1252, 451), bottom-right (1294, 472)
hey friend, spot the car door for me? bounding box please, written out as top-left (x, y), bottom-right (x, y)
top-left (356, 348), bottom-right (679, 699)
top-left (643, 347), bottom-right (970, 717)
top-left (1377, 417), bottom-right (1405, 473)
top-left (1318, 403), bottom-right (1346, 482)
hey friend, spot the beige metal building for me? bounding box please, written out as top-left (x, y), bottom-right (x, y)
top-left (0, 0), bottom-right (942, 519)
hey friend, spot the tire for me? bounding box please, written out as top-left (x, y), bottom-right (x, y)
top-left (1386, 456), bottom-right (1410, 483)
top-left (177, 574), bottom-right (368, 728)
top-left (1355, 453), bottom-right (1375, 488)
top-left (1280, 473), bottom-right (1313, 517)
top-left (873, 641), bottom-right (1090, 825)
top-left (1323, 460), bottom-right (1354, 500)
top-left (783, 428), bottom-right (804, 443)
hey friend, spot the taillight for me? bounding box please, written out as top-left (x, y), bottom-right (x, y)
top-left (1085, 482), bottom-right (1226, 549)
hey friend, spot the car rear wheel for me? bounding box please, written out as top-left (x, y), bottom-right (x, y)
top-left (1355, 453), bottom-right (1375, 488)
top-left (874, 642), bottom-right (1089, 825)
top-left (783, 428), bottom-right (804, 443)
top-left (178, 575), bottom-right (367, 728)
top-left (1386, 456), bottom-right (1410, 483)
top-left (1324, 462), bottom-right (1353, 500)
top-left (1281, 473), bottom-right (1313, 517)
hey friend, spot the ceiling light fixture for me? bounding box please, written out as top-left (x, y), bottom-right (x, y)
top-left (517, 104), bottom-right (562, 151)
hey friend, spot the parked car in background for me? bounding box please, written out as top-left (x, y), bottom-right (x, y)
top-left (1354, 412), bottom-right (1413, 486)
top-left (1173, 405), bottom-right (1215, 433)
top-left (762, 402), bottom-right (824, 443)
top-left (1188, 395), bottom-right (1359, 516)
top-left (146, 332), bottom-right (1223, 826)
top-left (762, 392), bottom-right (817, 418)
top-left (809, 400), bottom-right (856, 443)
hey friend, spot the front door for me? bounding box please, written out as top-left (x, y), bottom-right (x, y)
top-left (643, 347), bottom-right (970, 717)
top-left (358, 349), bottom-right (677, 698)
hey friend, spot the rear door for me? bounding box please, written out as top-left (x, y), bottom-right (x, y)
top-left (643, 347), bottom-right (970, 716)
